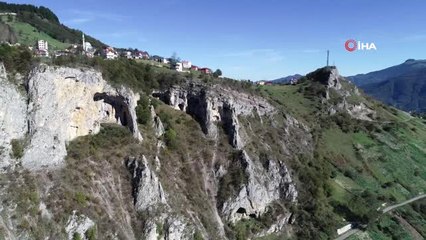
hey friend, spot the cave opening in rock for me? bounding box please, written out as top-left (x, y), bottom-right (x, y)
top-left (178, 103), bottom-right (185, 111)
top-left (219, 103), bottom-right (235, 146)
top-left (152, 92), bottom-right (170, 105)
top-left (121, 109), bottom-right (129, 126)
top-left (93, 92), bottom-right (134, 133)
top-left (236, 207), bottom-right (247, 214)
top-left (186, 93), bottom-right (209, 134)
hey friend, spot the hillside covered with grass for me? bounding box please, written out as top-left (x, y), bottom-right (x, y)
top-left (258, 70), bottom-right (426, 239)
top-left (0, 1), bottom-right (105, 49)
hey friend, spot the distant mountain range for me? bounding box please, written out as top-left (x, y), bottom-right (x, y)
top-left (348, 59), bottom-right (426, 113)
top-left (269, 74), bottom-right (303, 84)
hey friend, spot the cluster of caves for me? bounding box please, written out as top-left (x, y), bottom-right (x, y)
top-left (154, 89), bottom-right (238, 145)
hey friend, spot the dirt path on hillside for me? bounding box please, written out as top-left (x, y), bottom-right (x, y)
top-left (382, 194), bottom-right (426, 213)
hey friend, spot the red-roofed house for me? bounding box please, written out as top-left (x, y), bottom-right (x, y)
top-left (199, 68), bottom-right (212, 74)
top-left (134, 51), bottom-right (150, 59)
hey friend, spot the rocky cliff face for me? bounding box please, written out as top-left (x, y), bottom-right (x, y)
top-left (0, 63), bottom-right (27, 170)
top-left (126, 155), bottom-right (195, 240)
top-left (221, 150), bottom-right (297, 223)
top-left (155, 82), bottom-right (310, 236)
top-left (0, 63), bottom-right (142, 170)
top-left (126, 156), bottom-right (167, 211)
top-left (155, 83), bottom-right (275, 149)
top-left (0, 63), bottom-right (312, 239)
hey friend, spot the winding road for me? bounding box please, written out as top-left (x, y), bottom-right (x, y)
top-left (335, 194), bottom-right (426, 240)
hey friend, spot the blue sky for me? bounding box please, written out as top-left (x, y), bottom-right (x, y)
top-left (6, 0), bottom-right (426, 80)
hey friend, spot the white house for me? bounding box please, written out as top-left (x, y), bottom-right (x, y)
top-left (37, 40), bottom-right (49, 57)
top-left (182, 60), bottom-right (192, 69)
top-left (175, 62), bottom-right (183, 72)
top-left (106, 51), bottom-right (118, 59)
top-left (125, 51), bottom-right (133, 59)
top-left (38, 40), bottom-right (48, 51)
top-left (103, 47), bottom-right (118, 60)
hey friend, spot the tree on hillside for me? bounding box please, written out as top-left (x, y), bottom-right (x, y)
top-left (169, 52), bottom-right (181, 69)
top-left (213, 69), bottom-right (222, 78)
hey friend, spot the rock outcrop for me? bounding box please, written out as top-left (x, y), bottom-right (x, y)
top-left (126, 155), bottom-right (196, 240)
top-left (332, 99), bottom-right (376, 121)
top-left (0, 64), bottom-right (143, 170)
top-left (325, 67), bottom-right (344, 99)
top-left (65, 211), bottom-right (95, 240)
top-left (255, 213), bottom-right (294, 238)
top-left (164, 217), bottom-right (191, 240)
top-left (221, 151), bottom-right (297, 223)
top-left (311, 67), bottom-right (376, 121)
top-left (143, 221), bottom-right (159, 240)
top-left (155, 83), bottom-right (275, 148)
top-left (126, 155), bottom-right (167, 211)
top-left (151, 106), bottom-right (165, 137)
top-left (143, 216), bottom-right (193, 240)
top-left (0, 63), bottom-right (27, 170)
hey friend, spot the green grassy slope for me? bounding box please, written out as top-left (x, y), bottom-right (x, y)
top-left (6, 20), bottom-right (70, 50)
top-left (258, 73), bottom-right (426, 239)
top-left (0, 2), bottom-right (106, 49)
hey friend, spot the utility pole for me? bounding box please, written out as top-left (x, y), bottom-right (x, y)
top-left (326, 50), bottom-right (330, 67)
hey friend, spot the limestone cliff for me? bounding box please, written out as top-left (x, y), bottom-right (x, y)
top-left (0, 64), bottom-right (311, 239)
top-left (221, 151), bottom-right (297, 223)
top-left (155, 82), bottom-right (310, 236)
top-left (155, 83), bottom-right (275, 149)
top-left (0, 63), bottom-right (27, 170)
top-left (126, 156), bottom-right (167, 212)
top-left (0, 63), bottom-right (142, 170)
top-left (126, 155), bottom-right (195, 240)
